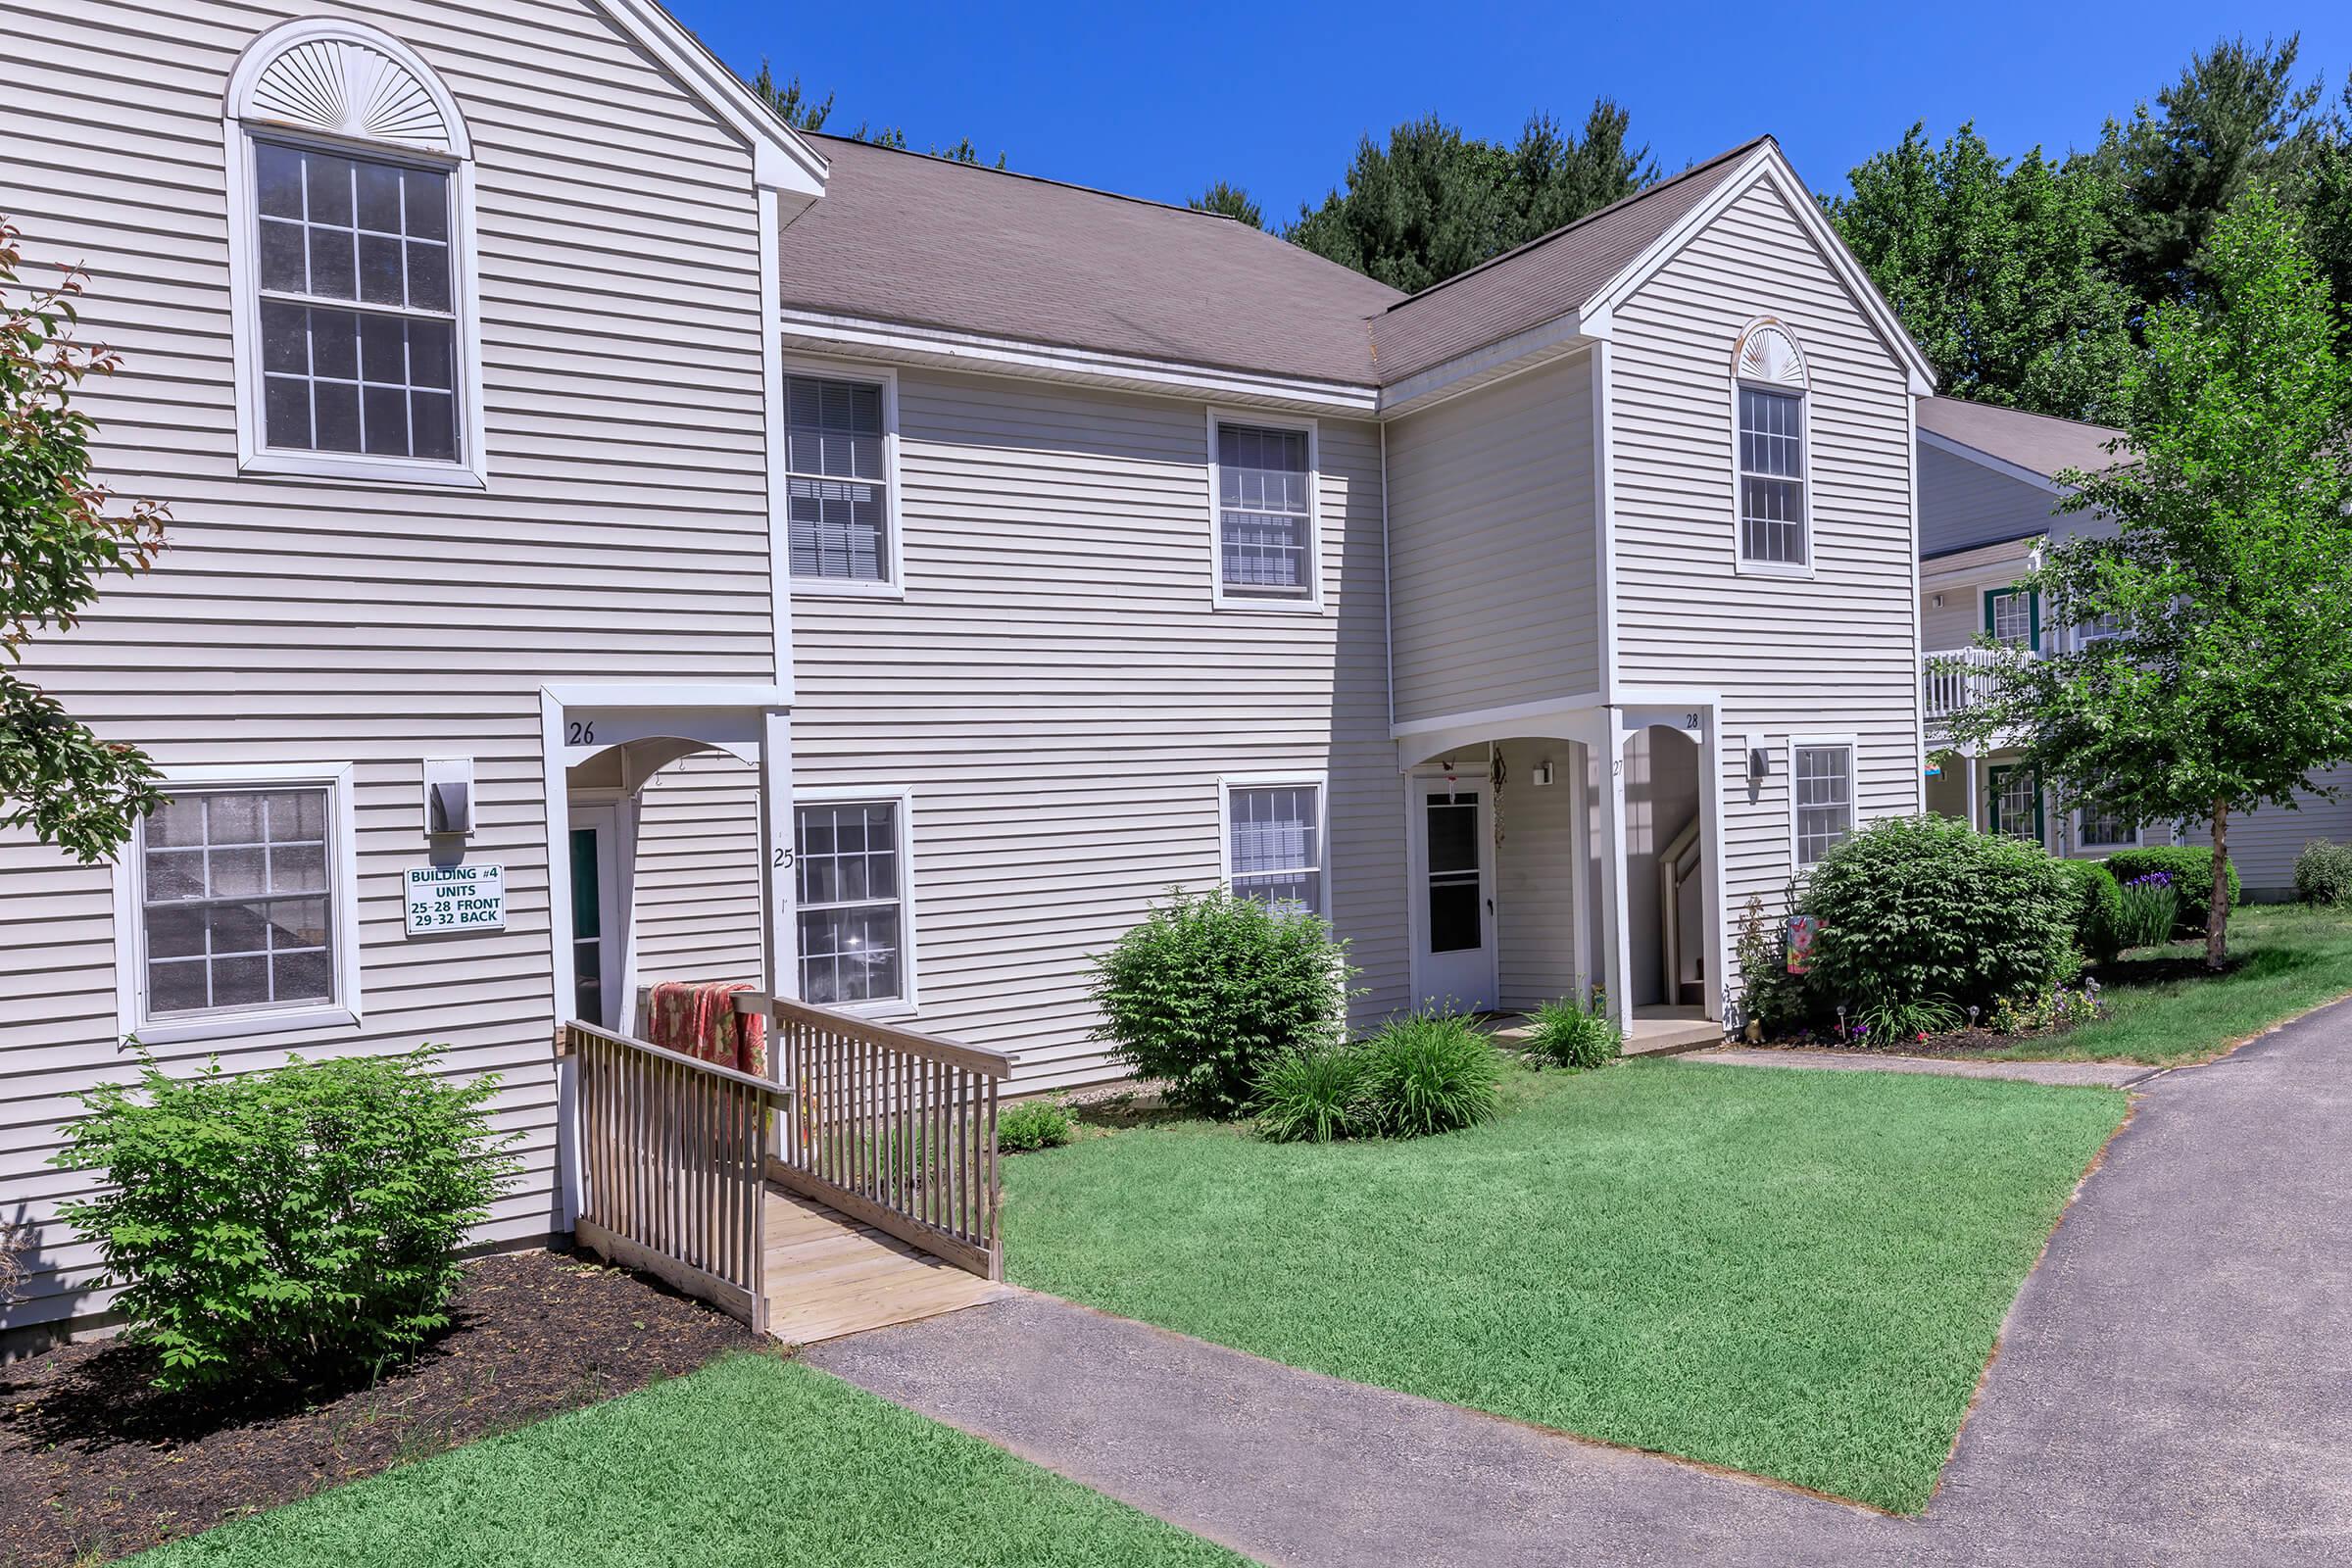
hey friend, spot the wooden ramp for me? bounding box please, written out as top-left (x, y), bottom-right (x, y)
top-left (762, 1184), bottom-right (1009, 1345)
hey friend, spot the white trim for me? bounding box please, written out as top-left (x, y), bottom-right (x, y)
top-left (759, 188), bottom-right (794, 688)
top-left (112, 760), bottom-right (363, 1048)
top-left (564, 799), bottom-right (629, 1031)
top-left (1392, 693), bottom-right (1608, 740)
top-left (1729, 318), bottom-right (1815, 578)
top-left (1216, 771), bottom-right (1334, 918)
top-left (584, 0), bottom-right (827, 197)
top-left (1379, 420), bottom-right (1396, 734)
top-left (1788, 735), bottom-right (1859, 875)
top-left (776, 308), bottom-right (1379, 416)
top-left (780, 355), bottom-right (906, 600)
top-left (1907, 394), bottom-right (1927, 813)
top-left (1582, 144), bottom-right (1938, 397)
top-left (2071, 805), bottom-right (2143, 854)
top-left (1206, 406), bottom-right (1325, 613)
top-left (542, 680), bottom-right (789, 709)
top-left (1376, 312), bottom-right (1601, 418)
top-left (790, 784), bottom-right (920, 1021)
top-left (1917, 427), bottom-right (2073, 498)
top-left (1593, 341), bottom-right (1619, 702)
top-left (221, 36), bottom-right (489, 492)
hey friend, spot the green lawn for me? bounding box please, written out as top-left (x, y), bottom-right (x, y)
top-left (1004, 1061), bottom-right (2125, 1514)
top-left (132, 1353), bottom-right (1246, 1568)
top-left (1997, 903), bottom-right (2352, 1064)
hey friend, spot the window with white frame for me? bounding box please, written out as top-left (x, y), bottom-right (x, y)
top-left (1213, 419), bottom-right (1315, 603)
top-left (1226, 783), bottom-right (1323, 914)
top-left (227, 24), bottom-right (475, 478)
top-left (135, 787), bottom-right (337, 1021)
top-left (2078, 805), bottom-right (2138, 850)
top-left (2073, 612), bottom-right (2123, 650)
top-left (1792, 745), bottom-right (1853, 867)
top-left (1987, 587), bottom-right (2038, 651)
top-left (784, 372), bottom-right (893, 583)
top-left (1733, 322), bottom-right (1808, 568)
top-left (796, 799), bottom-right (906, 1004)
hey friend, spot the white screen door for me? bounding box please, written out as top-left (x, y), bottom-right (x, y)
top-left (1414, 779), bottom-right (1494, 1009)
top-left (567, 803), bottom-right (624, 1029)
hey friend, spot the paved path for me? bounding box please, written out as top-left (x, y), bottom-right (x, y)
top-left (1682, 1045), bottom-right (2159, 1088)
top-left (808, 1002), bottom-right (2352, 1567)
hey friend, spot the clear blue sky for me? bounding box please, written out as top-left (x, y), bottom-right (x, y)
top-left (676, 1), bottom-right (2348, 219)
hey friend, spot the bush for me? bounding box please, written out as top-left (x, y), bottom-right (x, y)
top-left (2054, 858), bottom-right (2126, 964)
top-left (54, 1047), bottom-right (514, 1392)
top-left (2115, 870), bottom-right (2180, 949)
top-left (1251, 1044), bottom-right (1373, 1144)
top-left (1526, 992), bottom-right (1623, 1069)
top-left (1091, 888), bottom-right (1352, 1120)
top-left (996, 1098), bottom-right (1075, 1154)
top-left (2104, 846), bottom-right (2238, 936)
top-left (2295, 839), bottom-right (2352, 906)
top-left (1803, 815), bottom-right (2075, 1018)
top-left (0, 1217), bottom-right (29, 1305)
top-left (1356, 1011), bottom-right (1501, 1138)
top-left (1732, 893), bottom-right (1815, 1037)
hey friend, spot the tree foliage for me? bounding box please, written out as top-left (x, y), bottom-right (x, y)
top-left (1286, 103), bottom-right (1657, 294)
top-left (741, 62), bottom-right (1005, 167)
top-left (1, 220), bottom-right (167, 863)
top-left (1831, 123), bottom-right (2134, 421)
top-left (1938, 185), bottom-right (2352, 967)
top-left (1189, 180), bottom-right (1264, 230)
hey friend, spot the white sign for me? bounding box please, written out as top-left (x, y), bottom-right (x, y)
top-left (405, 862), bottom-right (507, 936)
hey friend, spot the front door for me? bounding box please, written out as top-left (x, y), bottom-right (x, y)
top-left (1986, 764), bottom-right (2044, 846)
top-left (1414, 778), bottom-right (1495, 1010)
top-left (567, 804), bottom-right (624, 1029)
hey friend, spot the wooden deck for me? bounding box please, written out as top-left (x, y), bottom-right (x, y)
top-left (761, 1183), bottom-right (1010, 1345)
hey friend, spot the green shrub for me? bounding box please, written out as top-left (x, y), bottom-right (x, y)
top-left (2104, 846), bottom-right (2238, 936)
top-left (1803, 815), bottom-right (2074, 1018)
top-left (1251, 1044), bottom-right (1373, 1144)
top-left (2295, 839), bottom-right (2352, 906)
top-left (1854, 994), bottom-right (1965, 1046)
top-left (1732, 892), bottom-right (1816, 1037)
top-left (2053, 858), bottom-right (2126, 964)
top-left (2114, 869), bottom-right (2181, 949)
top-left (54, 1047), bottom-right (514, 1392)
top-left (1526, 992), bottom-right (1623, 1069)
top-left (1356, 1011), bottom-right (1501, 1138)
top-left (1091, 888), bottom-right (1352, 1120)
top-left (996, 1098), bottom-right (1075, 1154)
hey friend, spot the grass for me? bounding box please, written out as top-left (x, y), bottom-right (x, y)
top-left (129, 1353), bottom-right (1246, 1568)
top-left (1998, 903), bottom-right (2352, 1065)
top-left (1006, 1060), bottom-right (2126, 1514)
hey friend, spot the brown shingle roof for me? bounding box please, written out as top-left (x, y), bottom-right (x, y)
top-left (1369, 138), bottom-right (1769, 384)
top-left (1918, 396), bottom-right (2124, 480)
top-left (772, 133), bottom-right (1781, 393)
top-left (774, 135), bottom-right (1403, 386)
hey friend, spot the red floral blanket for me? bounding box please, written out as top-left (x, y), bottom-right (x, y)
top-left (645, 980), bottom-right (767, 1077)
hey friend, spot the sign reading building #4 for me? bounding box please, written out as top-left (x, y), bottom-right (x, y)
top-left (405, 863), bottom-right (507, 936)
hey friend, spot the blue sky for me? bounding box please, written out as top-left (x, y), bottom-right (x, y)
top-left (677, 1), bottom-right (2349, 220)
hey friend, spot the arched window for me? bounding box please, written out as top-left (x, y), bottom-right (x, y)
top-left (223, 21), bottom-right (480, 484)
top-left (1731, 319), bottom-right (1808, 571)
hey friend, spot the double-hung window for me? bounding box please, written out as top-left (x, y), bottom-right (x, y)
top-left (1986, 588), bottom-right (2040, 652)
top-left (1211, 416), bottom-right (1318, 607)
top-left (2078, 805), bottom-right (2138, 851)
top-left (125, 770), bottom-right (357, 1038)
top-left (1225, 781), bottom-right (1324, 914)
top-left (785, 371), bottom-right (895, 587)
top-left (1792, 745), bottom-right (1853, 868)
top-left (796, 798), bottom-right (910, 1006)
top-left (1733, 321), bottom-right (1809, 570)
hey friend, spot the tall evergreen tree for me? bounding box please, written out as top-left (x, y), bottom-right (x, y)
top-left (1832, 122), bottom-right (2135, 421)
top-left (1189, 181), bottom-right (1264, 229)
top-left (1286, 104), bottom-right (1657, 294)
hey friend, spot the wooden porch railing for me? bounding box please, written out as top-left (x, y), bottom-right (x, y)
top-left (557, 996), bottom-right (1013, 1331)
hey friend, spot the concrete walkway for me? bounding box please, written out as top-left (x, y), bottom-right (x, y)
top-left (808, 1002), bottom-right (2352, 1567)
top-left (1682, 1045), bottom-right (2159, 1088)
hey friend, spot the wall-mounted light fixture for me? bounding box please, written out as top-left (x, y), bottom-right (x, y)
top-left (422, 758), bottom-right (475, 837)
top-left (1531, 760), bottom-right (1555, 787)
top-left (1745, 735), bottom-right (1769, 785)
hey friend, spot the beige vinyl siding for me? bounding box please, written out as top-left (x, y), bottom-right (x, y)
top-left (2179, 763), bottom-right (2352, 897)
top-left (787, 369), bottom-right (1406, 1089)
top-left (0, 0), bottom-right (771, 1332)
top-left (1493, 739), bottom-right (1582, 1011)
top-left (1920, 441), bottom-right (2059, 558)
top-left (1922, 536), bottom-right (2038, 651)
top-left (1385, 353), bottom-right (1601, 726)
top-left (1607, 176), bottom-right (1921, 1002)
top-left (628, 752), bottom-right (766, 998)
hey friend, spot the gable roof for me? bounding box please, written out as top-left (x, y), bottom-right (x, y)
top-left (1918, 397), bottom-right (2123, 483)
top-left (599, 0), bottom-right (826, 196)
top-left (1368, 139), bottom-right (1767, 384)
top-left (773, 134), bottom-right (1404, 387)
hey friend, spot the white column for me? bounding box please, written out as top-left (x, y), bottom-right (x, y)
top-left (1582, 711), bottom-right (1634, 1026)
top-left (1963, 750), bottom-right (1980, 831)
top-left (1568, 739), bottom-right (1592, 998)
top-left (756, 708), bottom-right (797, 1012)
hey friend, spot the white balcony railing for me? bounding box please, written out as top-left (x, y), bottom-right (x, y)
top-left (1923, 645), bottom-right (2022, 723)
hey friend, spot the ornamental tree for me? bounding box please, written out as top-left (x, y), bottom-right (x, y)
top-left (1941, 183), bottom-right (2352, 968)
top-left (1, 219), bottom-right (167, 862)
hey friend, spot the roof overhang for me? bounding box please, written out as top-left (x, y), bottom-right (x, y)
top-left (1918, 427), bottom-right (2073, 497)
top-left (774, 308), bottom-right (1382, 416)
top-left (595, 0), bottom-right (827, 205)
top-left (1373, 309), bottom-right (1602, 419)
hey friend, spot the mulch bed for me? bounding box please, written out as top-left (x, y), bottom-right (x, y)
top-left (1, 1248), bottom-right (759, 1568)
